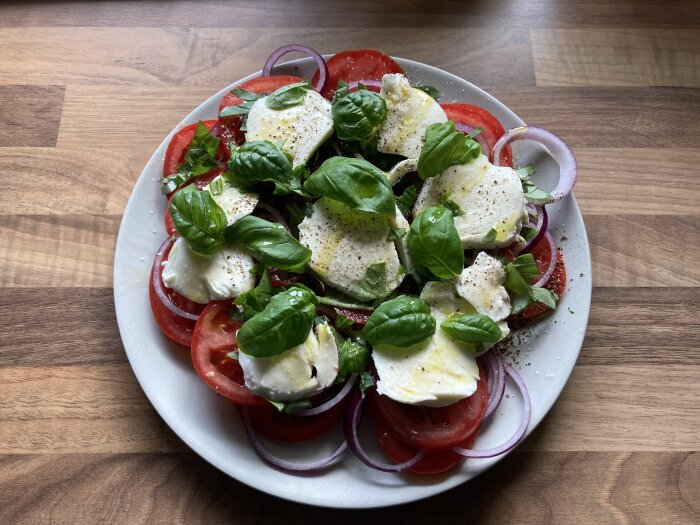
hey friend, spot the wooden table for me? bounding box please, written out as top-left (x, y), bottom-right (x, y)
top-left (1, 1), bottom-right (699, 522)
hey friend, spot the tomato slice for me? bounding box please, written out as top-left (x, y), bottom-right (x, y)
top-left (148, 253), bottom-right (205, 346)
top-left (312, 49), bottom-right (404, 99)
top-left (163, 119), bottom-right (218, 180)
top-left (218, 75), bottom-right (303, 149)
top-left (191, 303), bottom-right (267, 406)
top-left (368, 364), bottom-right (488, 451)
top-left (441, 104), bottom-right (513, 167)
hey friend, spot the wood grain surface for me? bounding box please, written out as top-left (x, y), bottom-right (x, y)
top-left (1, 1), bottom-right (698, 524)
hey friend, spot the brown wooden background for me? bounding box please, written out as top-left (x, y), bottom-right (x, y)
top-left (1, 1), bottom-right (699, 523)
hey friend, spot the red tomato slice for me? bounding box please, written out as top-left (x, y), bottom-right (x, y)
top-left (312, 49), bottom-right (404, 99)
top-left (513, 253), bottom-right (567, 322)
top-left (368, 364), bottom-right (488, 451)
top-left (163, 119), bottom-right (218, 179)
top-left (148, 255), bottom-right (205, 347)
top-left (441, 104), bottom-right (513, 167)
top-left (218, 75), bottom-right (303, 149)
top-left (191, 303), bottom-right (267, 406)
top-left (246, 396), bottom-right (347, 443)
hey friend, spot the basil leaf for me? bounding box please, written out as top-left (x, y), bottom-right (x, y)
top-left (337, 337), bottom-right (371, 381)
top-left (317, 289), bottom-right (374, 311)
top-left (440, 192), bottom-right (465, 216)
top-left (516, 163), bottom-right (536, 180)
top-left (517, 163), bottom-right (553, 202)
top-left (267, 398), bottom-right (312, 414)
top-left (363, 295), bottom-right (435, 348)
top-left (521, 226), bottom-right (538, 241)
top-left (407, 206), bottom-right (464, 279)
top-left (234, 268), bottom-right (274, 321)
top-left (441, 313), bottom-right (502, 344)
top-left (224, 215), bottom-right (311, 271)
top-left (265, 81), bottom-right (311, 110)
top-left (359, 370), bottom-right (375, 397)
top-left (396, 182), bottom-right (420, 218)
top-left (415, 85), bottom-right (440, 100)
top-left (237, 285), bottom-right (318, 357)
top-left (338, 135), bottom-right (404, 172)
top-left (226, 140), bottom-right (296, 194)
top-left (504, 253), bottom-right (539, 295)
top-left (417, 121), bottom-right (481, 180)
top-left (386, 228), bottom-right (406, 242)
top-left (332, 89), bottom-right (388, 142)
top-left (530, 286), bottom-right (559, 309)
top-left (358, 262), bottom-right (388, 301)
top-left (335, 314), bottom-right (355, 330)
top-left (482, 228), bottom-right (497, 243)
top-left (304, 157), bottom-right (396, 217)
top-left (511, 294), bottom-right (531, 315)
top-left (169, 185), bottom-right (227, 255)
top-left (161, 121), bottom-right (220, 194)
top-left (231, 88), bottom-right (265, 102)
top-left (219, 101), bottom-right (256, 117)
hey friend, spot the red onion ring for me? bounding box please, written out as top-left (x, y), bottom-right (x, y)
top-left (346, 80), bottom-right (383, 93)
top-left (454, 122), bottom-right (491, 161)
top-left (344, 388), bottom-right (425, 472)
top-left (493, 126), bottom-right (576, 204)
top-left (262, 44), bottom-right (328, 94)
top-left (532, 231), bottom-right (558, 288)
top-left (451, 362), bottom-right (531, 459)
top-left (482, 350), bottom-right (506, 420)
top-left (520, 205), bottom-right (548, 255)
top-left (151, 238), bottom-right (200, 321)
top-left (239, 406), bottom-right (348, 472)
top-left (296, 374), bottom-right (357, 417)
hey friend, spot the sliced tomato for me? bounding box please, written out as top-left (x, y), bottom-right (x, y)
top-left (148, 252), bottom-right (205, 346)
top-left (312, 49), bottom-right (404, 99)
top-left (441, 104), bottom-right (513, 167)
top-left (218, 75), bottom-right (303, 149)
top-left (191, 303), bottom-right (267, 407)
top-left (368, 364), bottom-right (488, 451)
top-left (163, 119), bottom-right (218, 179)
top-left (164, 193), bottom-right (176, 236)
top-left (247, 395), bottom-right (347, 443)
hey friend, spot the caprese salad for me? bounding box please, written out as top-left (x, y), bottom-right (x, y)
top-left (149, 45), bottom-right (576, 475)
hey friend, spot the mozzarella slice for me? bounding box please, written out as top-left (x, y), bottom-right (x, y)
top-left (246, 90), bottom-right (334, 167)
top-left (414, 154), bottom-right (528, 249)
top-left (203, 176), bottom-right (258, 226)
top-left (456, 252), bottom-right (511, 322)
top-left (377, 74), bottom-right (447, 159)
top-left (298, 198), bottom-right (404, 302)
top-left (238, 323), bottom-right (339, 402)
top-left (372, 282), bottom-right (481, 407)
top-left (161, 237), bottom-right (255, 304)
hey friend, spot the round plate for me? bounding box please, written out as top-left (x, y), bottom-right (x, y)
top-left (113, 56), bottom-right (592, 508)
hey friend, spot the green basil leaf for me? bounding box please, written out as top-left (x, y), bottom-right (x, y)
top-left (237, 286), bottom-right (318, 357)
top-left (359, 370), bottom-right (375, 397)
top-left (516, 163), bottom-right (536, 180)
top-left (226, 140), bottom-right (295, 193)
top-left (317, 289), bottom-right (374, 311)
top-left (161, 121), bottom-right (220, 194)
top-left (440, 192), bottom-right (465, 216)
top-left (231, 88), bottom-right (265, 102)
top-left (219, 101), bottom-right (256, 118)
top-left (407, 206), bottom-right (464, 279)
top-left (441, 313), bottom-right (502, 344)
top-left (530, 286), bottom-right (559, 309)
top-left (466, 127), bottom-right (483, 139)
top-left (265, 81), bottom-right (311, 110)
top-left (417, 121), bottom-right (481, 180)
top-left (358, 262), bottom-right (388, 300)
top-left (209, 177), bottom-right (224, 195)
top-left (224, 215), bottom-right (311, 271)
top-left (482, 228), bottom-right (497, 243)
top-left (234, 268), bottom-right (274, 321)
top-left (521, 226), bottom-right (538, 241)
top-left (335, 314), bottom-right (355, 330)
top-left (511, 294), bottom-right (531, 315)
top-left (304, 157), bottom-right (396, 216)
top-left (386, 228), bottom-right (406, 242)
top-left (338, 135), bottom-right (405, 172)
top-left (337, 337), bottom-right (371, 381)
top-left (363, 295), bottom-right (436, 348)
top-left (267, 398), bottom-right (312, 414)
top-left (396, 182), bottom-right (420, 218)
top-left (332, 89), bottom-right (388, 142)
top-left (415, 85), bottom-right (440, 100)
top-left (523, 180), bottom-right (553, 203)
top-left (504, 254), bottom-right (539, 294)
top-left (169, 185), bottom-right (227, 255)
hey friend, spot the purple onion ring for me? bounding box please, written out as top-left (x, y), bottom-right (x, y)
top-left (346, 80), bottom-right (383, 93)
top-left (262, 44), bottom-right (329, 94)
top-left (482, 350), bottom-right (506, 420)
top-left (493, 126), bottom-right (577, 204)
top-left (520, 205), bottom-right (548, 255)
top-left (532, 231), bottom-right (558, 288)
top-left (296, 374), bottom-right (357, 417)
top-left (151, 238), bottom-right (200, 321)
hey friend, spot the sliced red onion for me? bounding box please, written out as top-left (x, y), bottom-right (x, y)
top-left (520, 205), bottom-right (548, 255)
top-left (239, 406), bottom-right (347, 472)
top-left (344, 389), bottom-right (425, 472)
top-left (483, 350), bottom-right (506, 420)
top-left (346, 80), bottom-right (383, 93)
top-left (152, 238), bottom-right (200, 321)
top-left (262, 44), bottom-right (328, 94)
top-left (297, 374), bottom-right (357, 417)
top-left (451, 363), bottom-right (531, 459)
top-left (454, 122), bottom-right (491, 161)
top-left (493, 126), bottom-right (577, 204)
top-left (532, 231), bottom-right (558, 288)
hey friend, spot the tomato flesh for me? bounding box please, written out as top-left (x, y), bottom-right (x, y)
top-left (312, 49), bottom-right (404, 99)
top-left (191, 303), bottom-right (267, 407)
top-left (441, 104), bottom-right (513, 167)
top-left (163, 119), bottom-right (218, 180)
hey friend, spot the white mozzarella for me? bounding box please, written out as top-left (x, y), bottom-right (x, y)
top-left (414, 154), bottom-right (528, 249)
top-left (298, 198), bottom-right (404, 301)
top-left (203, 177), bottom-right (258, 226)
top-left (238, 323), bottom-right (339, 402)
top-left (372, 282), bottom-right (481, 407)
top-left (456, 252), bottom-right (511, 322)
top-left (161, 237), bottom-right (255, 304)
top-left (377, 74), bottom-right (447, 159)
top-left (246, 90), bottom-right (334, 167)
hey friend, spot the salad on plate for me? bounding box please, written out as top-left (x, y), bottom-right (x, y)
top-left (148, 45), bottom-right (577, 475)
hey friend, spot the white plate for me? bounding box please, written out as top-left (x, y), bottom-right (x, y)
top-left (113, 56), bottom-right (592, 508)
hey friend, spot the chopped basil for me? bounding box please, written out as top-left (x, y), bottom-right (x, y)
top-left (359, 370), bottom-right (375, 397)
top-left (440, 192), bottom-right (465, 216)
top-left (386, 227), bottom-right (407, 242)
top-left (358, 262), bottom-right (389, 301)
top-left (516, 163), bottom-right (552, 203)
top-left (161, 121), bottom-right (220, 194)
top-left (208, 176), bottom-right (224, 195)
top-left (337, 337), bottom-right (371, 381)
top-left (482, 228), bottom-right (498, 243)
top-left (267, 398), bottom-right (312, 414)
top-left (335, 314), bottom-right (355, 330)
top-left (415, 85), bottom-right (440, 100)
top-left (396, 182), bottom-right (420, 218)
